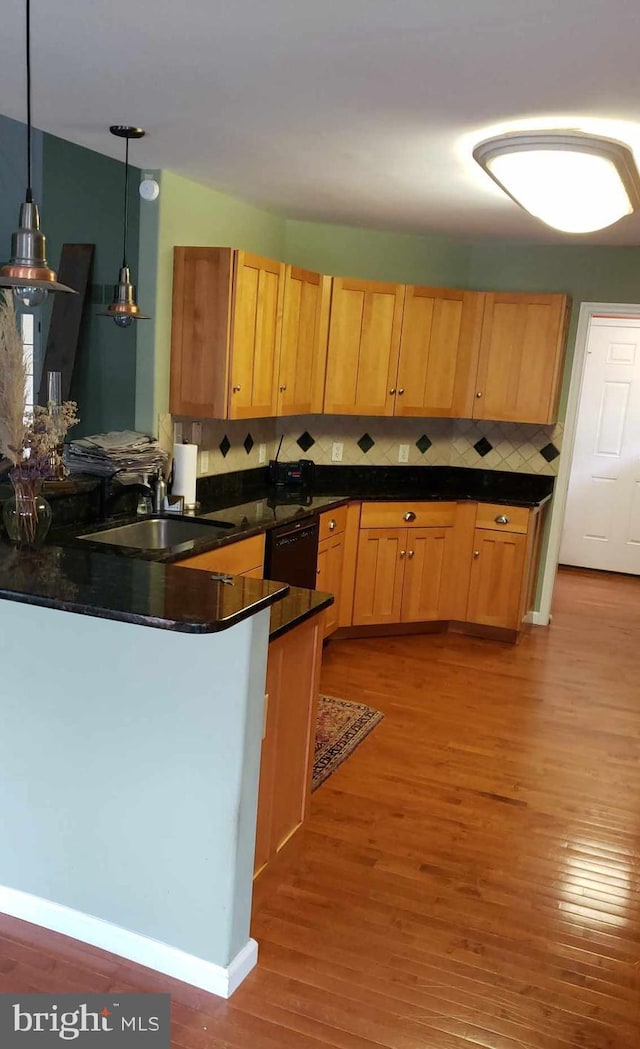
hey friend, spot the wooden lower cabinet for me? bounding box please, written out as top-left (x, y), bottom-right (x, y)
top-left (466, 528), bottom-right (527, 630)
top-left (174, 533), bottom-right (265, 577)
top-left (316, 533), bottom-right (344, 636)
top-left (352, 526), bottom-right (453, 625)
top-left (254, 613), bottom-right (324, 878)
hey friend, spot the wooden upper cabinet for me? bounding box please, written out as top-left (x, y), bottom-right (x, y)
top-left (474, 292), bottom-right (568, 424)
top-left (170, 247), bottom-right (284, 420)
top-left (396, 287), bottom-right (485, 418)
top-left (323, 278), bottom-right (405, 416)
top-left (229, 251), bottom-right (284, 419)
top-left (277, 266), bottom-right (330, 415)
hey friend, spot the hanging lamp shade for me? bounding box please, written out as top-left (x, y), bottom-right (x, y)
top-left (0, 0), bottom-right (76, 306)
top-left (98, 125), bottom-right (149, 327)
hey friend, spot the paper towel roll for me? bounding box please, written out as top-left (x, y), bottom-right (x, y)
top-left (172, 443), bottom-right (198, 507)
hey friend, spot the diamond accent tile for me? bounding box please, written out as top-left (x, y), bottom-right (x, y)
top-left (357, 433), bottom-right (375, 454)
top-left (416, 434), bottom-right (432, 455)
top-left (297, 431), bottom-right (315, 452)
top-left (219, 435), bottom-right (231, 458)
top-left (539, 442), bottom-right (560, 463)
top-left (243, 433), bottom-right (254, 455)
top-left (473, 436), bottom-right (493, 458)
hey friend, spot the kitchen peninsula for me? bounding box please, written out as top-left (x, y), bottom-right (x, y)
top-left (0, 542), bottom-right (294, 998)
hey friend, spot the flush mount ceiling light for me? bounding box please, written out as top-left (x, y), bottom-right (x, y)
top-left (473, 130), bottom-right (640, 233)
top-left (98, 125), bottom-right (149, 328)
top-left (0, 0), bottom-right (76, 307)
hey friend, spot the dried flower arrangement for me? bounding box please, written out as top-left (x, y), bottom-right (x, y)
top-left (0, 291), bottom-right (80, 545)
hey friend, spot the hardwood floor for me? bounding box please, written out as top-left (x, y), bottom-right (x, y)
top-left (1, 566), bottom-right (639, 1047)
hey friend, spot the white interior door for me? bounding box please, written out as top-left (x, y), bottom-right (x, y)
top-left (560, 316), bottom-right (640, 574)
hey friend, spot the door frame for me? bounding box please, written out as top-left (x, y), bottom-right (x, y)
top-left (538, 301), bottom-right (640, 624)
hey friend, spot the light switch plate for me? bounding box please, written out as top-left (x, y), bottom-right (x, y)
top-left (191, 422), bottom-right (202, 445)
top-left (332, 442), bottom-right (344, 462)
top-left (258, 443), bottom-right (267, 464)
top-left (173, 421), bottom-right (183, 445)
top-left (398, 443), bottom-right (410, 463)
top-left (199, 450), bottom-right (209, 474)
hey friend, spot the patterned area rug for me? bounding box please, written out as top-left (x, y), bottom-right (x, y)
top-left (312, 695), bottom-right (384, 791)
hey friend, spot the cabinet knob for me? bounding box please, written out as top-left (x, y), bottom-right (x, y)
top-left (473, 550), bottom-right (480, 558)
top-left (232, 384), bottom-right (241, 393)
top-left (399, 550), bottom-right (406, 559)
top-left (389, 388), bottom-right (396, 395)
top-left (403, 511), bottom-right (416, 522)
top-left (329, 519), bottom-right (336, 530)
top-left (397, 388), bottom-right (405, 395)
top-left (279, 384), bottom-right (287, 392)
top-left (316, 568), bottom-right (321, 574)
top-left (476, 391), bottom-right (483, 398)
top-left (495, 514), bottom-right (509, 525)
top-left (408, 550), bottom-right (414, 559)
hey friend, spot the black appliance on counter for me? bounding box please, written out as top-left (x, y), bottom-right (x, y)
top-left (264, 513), bottom-right (319, 590)
top-left (268, 456), bottom-right (315, 489)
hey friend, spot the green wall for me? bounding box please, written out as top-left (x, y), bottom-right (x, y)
top-left (43, 132), bottom-right (141, 437)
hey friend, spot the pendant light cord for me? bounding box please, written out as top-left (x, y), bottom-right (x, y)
top-left (122, 136), bottom-right (129, 267)
top-left (26, 0), bottom-right (33, 202)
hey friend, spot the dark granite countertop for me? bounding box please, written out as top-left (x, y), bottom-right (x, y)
top-left (0, 541), bottom-right (288, 634)
top-left (269, 585), bottom-right (333, 642)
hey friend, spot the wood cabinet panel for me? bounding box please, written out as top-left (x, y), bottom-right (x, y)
top-left (466, 528), bottom-right (528, 629)
top-left (397, 287), bottom-right (484, 418)
top-left (316, 533), bottom-right (344, 637)
top-left (175, 534), bottom-right (265, 577)
top-left (474, 503), bottom-right (531, 534)
top-left (229, 251), bottom-right (284, 419)
top-left (475, 292), bottom-right (568, 424)
top-left (352, 529), bottom-right (406, 625)
top-left (324, 278), bottom-right (405, 415)
top-left (360, 501), bottom-right (457, 530)
top-left (278, 266), bottom-right (329, 415)
top-left (318, 504), bottom-right (348, 542)
top-left (401, 528), bottom-right (450, 622)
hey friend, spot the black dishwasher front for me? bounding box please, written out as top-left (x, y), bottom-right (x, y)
top-left (264, 516), bottom-right (319, 590)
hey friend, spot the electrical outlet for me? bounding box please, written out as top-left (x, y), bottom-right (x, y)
top-left (191, 421), bottom-right (202, 445)
top-left (173, 421), bottom-right (183, 445)
top-left (332, 442), bottom-right (344, 462)
top-left (258, 443), bottom-right (267, 464)
top-left (398, 443), bottom-right (410, 463)
top-left (199, 450), bottom-right (209, 474)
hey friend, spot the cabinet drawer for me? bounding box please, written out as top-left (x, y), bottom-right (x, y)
top-left (475, 503), bottom-right (530, 534)
top-left (318, 504), bottom-right (348, 541)
top-left (176, 533), bottom-right (265, 575)
top-left (360, 501), bottom-right (457, 529)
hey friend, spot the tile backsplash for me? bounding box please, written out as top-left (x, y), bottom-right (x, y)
top-left (172, 414), bottom-right (563, 478)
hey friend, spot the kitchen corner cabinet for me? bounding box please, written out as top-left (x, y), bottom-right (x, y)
top-left (474, 292), bottom-right (568, 424)
top-left (466, 503), bottom-right (540, 630)
top-left (253, 611), bottom-right (323, 879)
top-left (315, 506), bottom-right (347, 637)
top-left (323, 277), bottom-right (405, 415)
top-left (395, 287), bottom-right (485, 418)
top-left (170, 247), bottom-right (284, 420)
top-left (278, 266), bottom-right (331, 415)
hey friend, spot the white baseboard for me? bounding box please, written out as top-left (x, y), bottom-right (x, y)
top-left (529, 610), bottom-right (550, 626)
top-left (0, 884), bottom-right (257, 999)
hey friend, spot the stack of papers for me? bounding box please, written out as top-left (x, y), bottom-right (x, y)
top-left (64, 431), bottom-right (169, 478)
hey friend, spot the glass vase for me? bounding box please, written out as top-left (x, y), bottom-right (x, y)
top-left (3, 478), bottom-right (53, 549)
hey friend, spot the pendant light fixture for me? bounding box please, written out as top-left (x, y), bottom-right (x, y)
top-left (0, 0), bottom-right (76, 306)
top-left (98, 125), bottom-right (149, 327)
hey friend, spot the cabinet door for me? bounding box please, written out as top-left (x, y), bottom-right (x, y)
top-left (170, 247), bottom-right (233, 418)
top-left (278, 266), bottom-right (330, 415)
top-left (396, 287), bottom-right (484, 417)
top-left (466, 528), bottom-right (527, 629)
top-left (323, 278), bottom-right (405, 416)
top-left (316, 533), bottom-right (344, 637)
top-left (474, 292), bottom-right (568, 423)
top-left (229, 251), bottom-right (285, 419)
top-left (174, 534), bottom-right (265, 576)
top-left (401, 527), bottom-right (451, 622)
top-left (352, 528), bottom-right (406, 625)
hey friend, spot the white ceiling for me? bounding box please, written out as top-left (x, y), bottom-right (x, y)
top-left (2, 0), bottom-right (640, 245)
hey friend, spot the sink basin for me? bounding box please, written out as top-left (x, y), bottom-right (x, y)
top-left (79, 516), bottom-right (235, 551)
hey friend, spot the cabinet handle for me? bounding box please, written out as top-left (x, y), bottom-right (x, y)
top-left (279, 384), bottom-right (287, 392)
top-left (232, 384), bottom-right (241, 393)
top-left (408, 550), bottom-right (414, 559)
top-left (403, 511), bottom-right (416, 522)
top-left (329, 519), bottom-right (336, 530)
top-left (473, 550), bottom-right (480, 558)
top-left (476, 391), bottom-right (482, 398)
top-left (397, 388), bottom-right (405, 395)
top-left (316, 568), bottom-right (321, 574)
top-left (389, 388), bottom-right (396, 395)
top-left (399, 550), bottom-right (406, 559)
top-left (495, 514), bottom-right (509, 525)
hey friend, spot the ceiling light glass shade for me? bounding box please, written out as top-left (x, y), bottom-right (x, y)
top-left (97, 265), bottom-right (149, 326)
top-left (473, 131), bottom-right (640, 233)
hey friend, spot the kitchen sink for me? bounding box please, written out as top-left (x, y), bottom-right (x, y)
top-left (78, 516), bottom-right (235, 550)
